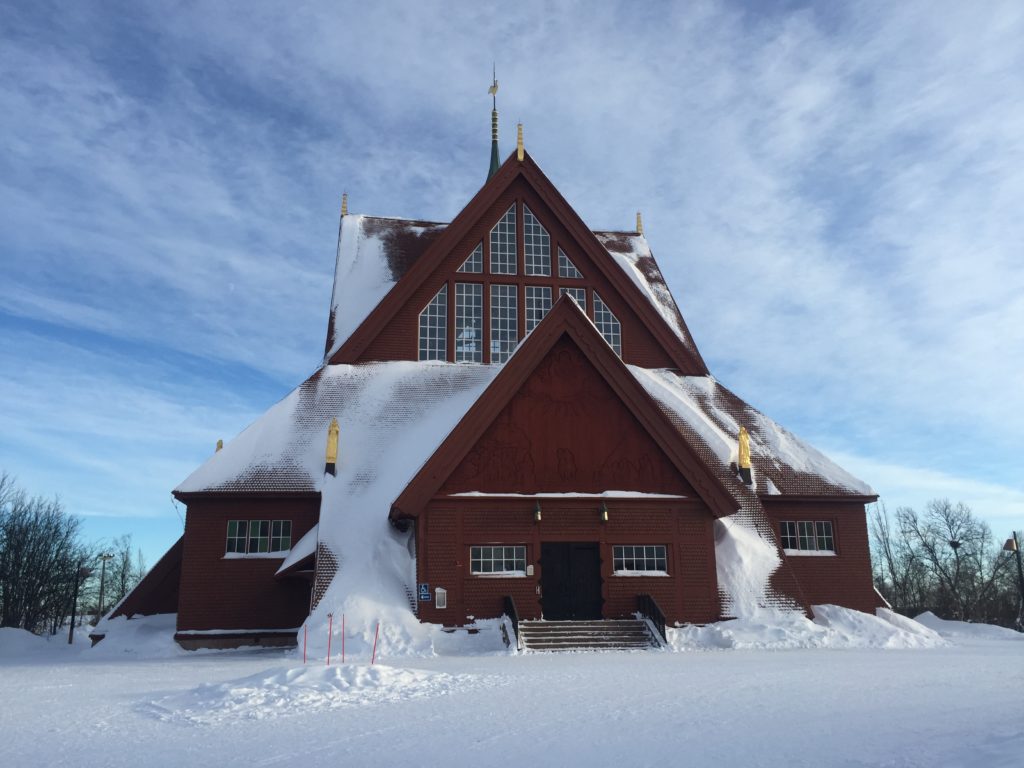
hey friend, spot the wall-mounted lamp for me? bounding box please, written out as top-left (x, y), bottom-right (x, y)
top-left (534, 502), bottom-right (542, 523)
top-left (600, 502), bottom-right (609, 523)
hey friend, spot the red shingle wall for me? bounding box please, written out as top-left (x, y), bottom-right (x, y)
top-left (415, 499), bottom-right (719, 626)
top-left (762, 499), bottom-right (883, 614)
top-left (177, 496), bottom-right (319, 632)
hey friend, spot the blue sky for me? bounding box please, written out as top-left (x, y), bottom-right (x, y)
top-left (2, 0), bottom-right (1023, 567)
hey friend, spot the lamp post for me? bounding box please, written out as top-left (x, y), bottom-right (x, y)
top-left (97, 552), bottom-right (114, 620)
top-left (68, 565), bottom-right (93, 645)
top-left (1003, 532), bottom-right (1024, 632)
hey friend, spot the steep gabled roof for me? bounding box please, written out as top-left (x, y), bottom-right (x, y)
top-left (326, 150), bottom-right (708, 373)
top-left (391, 295), bottom-right (738, 519)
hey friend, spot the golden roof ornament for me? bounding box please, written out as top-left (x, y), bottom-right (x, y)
top-left (326, 417), bottom-right (340, 468)
top-left (341, 192), bottom-right (348, 217)
top-left (636, 210), bottom-right (644, 235)
top-left (517, 123), bottom-right (524, 161)
top-left (215, 439), bottom-right (223, 453)
top-left (738, 426), bottom-right (751, 469)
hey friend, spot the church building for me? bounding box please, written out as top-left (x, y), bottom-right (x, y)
top-left (106, 91), bottom-right (882, 650)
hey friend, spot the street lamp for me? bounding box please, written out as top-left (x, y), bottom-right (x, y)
top-left (97, 552), bottom-right (114, 620)
top-left (68, 565), bottom-right (93, 645)
top-left (1002, 532), bottom-right (1024, 632)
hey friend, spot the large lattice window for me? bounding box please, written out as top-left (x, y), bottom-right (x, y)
top-left (248, 520), bottom-right (271, 554)
top-left (418, 284), bottom-right (448, 361)
top-left (455, 282), bottom-right (483, 363)
top-left (525, 285), bottom-right (552, 333)
top-left (523, 205), bottom-right (551, 276)
top-left (612, 545), bottom-right (668, 574)
top-left (225, 520), bottom-right (292, 555)
top-left (593, 291), bottom-right (622, 356)
top-left (225, 520), bottom-right (248, 554)
top-left (457, 242), bottom-right (483, 274)
top-left (558, 248), bottom-right (582, 279)
top-left (490, 284), bottom-right (518, 363)
top-left (470, 545), bottom-right (526, 575)
top-left (780, 520), bottom-right (835, 554)
top-left (490, 205), bottom-right (517, 275)
top-left (560, 286), bottom-right (586, 312)
top-left (270, 520), bottom-right (292, 552)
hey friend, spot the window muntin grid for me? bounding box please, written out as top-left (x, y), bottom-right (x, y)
top-left (225, 520), bottom-right (248, 554)
top-left (558, 248), bottom-right (582, 279)
top-left (490, 205), bottom-right (517, 275)
top-left (270, 520), bottom-right (292, 552)
top-left (613, 545), bottom-right (668, 574)
top-left (455, 282), bottom-right (483, 362)
top-left (593, 291), bottom-right (622, 356)
top-left (457, 242), bottom-right (483, 274)
top-left (470, 545), bottom-right (527, 575)
top-left (523, 205), bottom-right (551, 276)
top-left (560, 287), bottom-right (587, 312)
top-left (525, 285), bottom-right (552, 333)
top-left (490, 284), bottom-right (518, 363)
top-left (418, 284), bottom-right (448, 361)
top-left (248, 520), bottom-right (271, 554)
top-left (780, 520), bottom-right (835, 553)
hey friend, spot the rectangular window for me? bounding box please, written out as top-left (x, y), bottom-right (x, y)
top-left (455, 282), bottom-right (483, 362)
top-left (248, 520), bottom-right (270, 553)
top-left (780, 520), bottom-right (835, 553)
top-left (490, 204), bottom-right (517, 274)
top-left (525, 285), bottom-right (552, 333)
top-left (470, 545), bottom-right (527, 575)
top-left (270, 520), bottom-right (292, 552)
top-left (225, 520), bottom-right (248, 554)
top-left (490, 284), bottom-right (518, 363)
top-left (613, 545), bottom-right (668, 574)
top-left (560, 286), bottom-right (586, 312)
top-left (523, 205), bottom-right (551, 276)
top-left (418, 284), bottom-right (448, 361)
top-left (593, 291), bottom-right (622, 356)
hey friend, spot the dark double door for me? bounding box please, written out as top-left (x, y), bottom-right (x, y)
top-left (540, 542), bottom-right (603, 620)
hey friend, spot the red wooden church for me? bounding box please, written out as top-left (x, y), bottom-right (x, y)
top-left (107, 104), bottom-right (882, 650)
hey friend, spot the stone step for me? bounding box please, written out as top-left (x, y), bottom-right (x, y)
top-left (517, 619), bottom-right (657, 652)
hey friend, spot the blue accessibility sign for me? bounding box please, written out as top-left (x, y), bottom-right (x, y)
top-left (418, 583), bottom-right (430, 601)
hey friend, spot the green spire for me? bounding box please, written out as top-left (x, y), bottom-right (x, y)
top-left (487, 66), bottom-right (500, 180)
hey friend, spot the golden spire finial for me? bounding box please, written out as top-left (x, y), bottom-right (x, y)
top-left (341, 192), bottom-right (348, 217)
top-left (215, 439), bottom-right (223, 453)
top-left (516, 123), bottom-right (524, 161)
top-left (738, 426), bottom-right (751, 470)
top-left (326, 418), bottom-right (340, 466)
top-left (636, 211), bottom-right (644, 235)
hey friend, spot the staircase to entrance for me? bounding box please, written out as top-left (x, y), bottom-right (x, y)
top-left (518, 619), bottom-right (659, 651)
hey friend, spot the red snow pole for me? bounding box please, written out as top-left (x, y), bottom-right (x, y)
top-left (326, 613), bottom-right (333, 666)
top-left (341, 613), bottom-right (345, 664)
top-left (371, 621), bottom-right (380, 665)
top-left (303, 625), bottom-right (307, 664)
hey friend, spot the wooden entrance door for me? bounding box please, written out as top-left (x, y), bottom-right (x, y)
top-left (540, 542), bottom-right (603, 620)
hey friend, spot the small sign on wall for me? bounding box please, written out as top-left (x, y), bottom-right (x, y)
top-left (418, 583), bottom-right (430, 602)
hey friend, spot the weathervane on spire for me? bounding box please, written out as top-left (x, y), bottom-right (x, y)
top-left (487, 64), bottom-right (501, 181)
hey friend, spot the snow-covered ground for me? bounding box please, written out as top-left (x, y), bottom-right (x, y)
top-left (2, 613), bottom-right (1022, 768)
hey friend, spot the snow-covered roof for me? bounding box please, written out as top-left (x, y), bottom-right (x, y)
top-left (322, 217), bottom-right (702, 363)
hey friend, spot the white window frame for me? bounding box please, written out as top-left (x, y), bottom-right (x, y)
top-left (780, 519), bottom-right (836, 556)
top-left (457, 242), bottom-right (483, 274)
top-left (224, 519), bottom-right (292, 558)
top-left (558, 248), bottom-right (583, 279)
top-left (523, 205), bottom-right (551, 276)
top-left (560, 286), bottom-right (586, 312)
top-left (470, 545), bottom-right (527, 577)
top-left (418, 284), bottom-right (448, 361)
top-left (525, 285), bottom-right (552, 333)
top-left (490, 284), bottom-right (518, 363)
top-left (612, 545), bottom-right (669, 576)
top-left (490, 205), bottom-right (517, 275)
top-left (593, 291), bottom-right (622, 356)
top-left (455, 282), bottom-right (483, 362)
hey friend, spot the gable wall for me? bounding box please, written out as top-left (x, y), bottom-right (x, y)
top-left (358, 177), bottom-right (678, 368)
top-left (440, 337), bottom-right (694, 496)
top-left (177, 496), bottom-right (319, 633)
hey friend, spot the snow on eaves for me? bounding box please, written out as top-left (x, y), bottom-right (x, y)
top-left (630, 367), bottom-right (874, 497)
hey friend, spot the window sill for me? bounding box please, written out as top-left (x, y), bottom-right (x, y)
top-left (223, 552), bottom-right (290, 560)
top-left (783, 549), bottom-right (836, 557)
top-left (613, 571), bottom-right (670, 577)
top-left (470, 572), bottom-right (527, 578)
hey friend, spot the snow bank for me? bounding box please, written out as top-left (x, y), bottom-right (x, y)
top-left (143, 663), bottom-right (491, 725)
top-left (667, 605), bottom-right (945, 651)
top-left (89, 614), bottom-right (185, 658)
top-left (915, 612), bottom-right (1024, 642)
top-left (0, 627), bottom-right (50, 658)
top-left (714, 517), bottom-right (782, 615)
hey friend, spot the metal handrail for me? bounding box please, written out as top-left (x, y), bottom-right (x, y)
top-left (637, 593), bottom-right (667, 645)
top-left (503, 595), bottom-right (520, 647)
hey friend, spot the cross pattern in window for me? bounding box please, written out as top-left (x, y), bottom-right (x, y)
top-left (226, 520), bottom-right (247, 553)
top-left (457, 242), bottom-right (483, 274)
top-left (593, 291), bottom-right (622, 355)
top-left (455, 282), bottom-right (483, 362)
top-left (271, 520), bottom-right (292, 552)
top-left (525, 285), bottom-right (552, 333)
top-left (418, 284), bottom-right (448, 361)
top-left (490, 284), bottom-right (518, 363)
top-left (558, 248), bottom-right (582, 279)
top-left (470, 545), bottom-right (526, 575)
top-left (780, 520), bottom-right (835, 553)
top-left (490, 205), bottom-right (517, 274)
top-left (560, 286), bottom-right (586, 312)
top-left (523, 205), bottom-right (551, 276)
top-left (613, 545), bottom-right (668, 574)
top-left (225, 520), bottom-right (292, 555)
